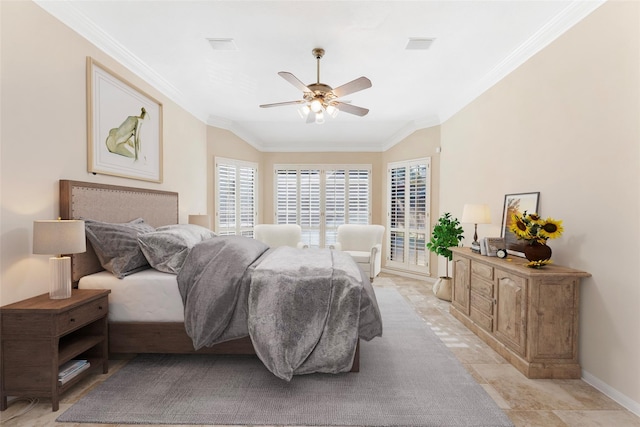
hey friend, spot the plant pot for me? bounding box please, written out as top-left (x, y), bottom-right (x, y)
top-left (524, 243), bottom-right (552, 262)
top-left (433, 277), bottom-right (452, 301)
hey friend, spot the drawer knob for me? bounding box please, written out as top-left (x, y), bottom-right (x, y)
top-left (98, 306), bottom-right (103, 310)
top-left (70, 318), bottom-right (75, 323)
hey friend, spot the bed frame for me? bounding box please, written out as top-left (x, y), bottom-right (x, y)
top-left (59, 180), bottom-right (359, 370)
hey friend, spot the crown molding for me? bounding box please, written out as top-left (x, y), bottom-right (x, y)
top-left (35, 0), bottom-right (606, 152)
top-left (33, 0), bottom-right (209, 124)
top-left (437, 0), bottom-right (606, 124)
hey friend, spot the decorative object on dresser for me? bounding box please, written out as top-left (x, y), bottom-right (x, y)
top-left (484, 237), bottom-right (506, 257)
top-left (426, 212), bottom-right (464, 301)
top-left (0, 289), bottom-right (110, 411)
top-left (461, 204), bottom-right (491, 253)
top-left (509, 211), bottom-right (564, 268)
top-left (33, 219), bottom-right (86, 299)
top-left (449, 247), bottom-right (590, 379)
top-left (500, 192), bottom-right (539, 257)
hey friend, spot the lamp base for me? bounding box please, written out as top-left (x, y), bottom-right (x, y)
top-left (49, 256), bottom-right (72, 299)
top-left (470, 241), bottom-right (481, 253)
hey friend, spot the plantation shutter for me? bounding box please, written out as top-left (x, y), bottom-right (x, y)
top-left (215, 158), bottom-right (258, 236)
top-left (386, 158), bottom-right (430, 274)
top-left (274, 165), bottom-right (371, 248)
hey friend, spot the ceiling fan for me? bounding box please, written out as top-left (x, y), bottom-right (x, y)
top-left (260, 48), bottom-right (372, 124)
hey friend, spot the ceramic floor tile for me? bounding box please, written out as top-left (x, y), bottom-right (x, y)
top-left (473, 363), bottom-right (592, 411)
top-left (505, 410), bottom-right (569, 427)
top-left (553, 409), bottom-right (640, 427)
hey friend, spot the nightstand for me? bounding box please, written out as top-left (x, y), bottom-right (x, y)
top-left (0, 289), bottom-right (110, 411)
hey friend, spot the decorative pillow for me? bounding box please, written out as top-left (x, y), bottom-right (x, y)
top-left (84, 218), bottom-right (155, 279)
top-left (138, 224), bottom-right (217, 274)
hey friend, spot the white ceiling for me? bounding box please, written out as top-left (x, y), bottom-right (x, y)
top-left (35, 1), bottom-right (604, 152)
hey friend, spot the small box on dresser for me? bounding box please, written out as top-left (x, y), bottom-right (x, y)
top-left (0, 289), bottom-right (110, 411)
top-left (450, 247), bottom-right (590, 379)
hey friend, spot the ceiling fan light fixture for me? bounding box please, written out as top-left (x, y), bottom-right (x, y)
top-left (310, 99), bottom-right (323, 113)
top-left (298, 106), bottom-right (310, 119)
top-left (315, 111), bottom-right (325, 124)
top-left (326, 104), bottom-right (339, 118)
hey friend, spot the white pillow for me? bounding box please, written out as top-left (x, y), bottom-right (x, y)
top-left (138, 224), bottom-right (216, 274)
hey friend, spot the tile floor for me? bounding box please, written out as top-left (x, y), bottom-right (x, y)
top-left (1, 273), bottom-right (639, 427)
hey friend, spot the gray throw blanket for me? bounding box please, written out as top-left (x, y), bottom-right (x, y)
top-left (177, 236), bottom-right (382, 380)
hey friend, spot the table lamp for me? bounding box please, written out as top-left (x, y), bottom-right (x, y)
top-left (33, 219), bottom-right (86, 299)
top-left (188, 214), bottom-right (211, 229)
top-left (461, 204), bottom-right (491, 253)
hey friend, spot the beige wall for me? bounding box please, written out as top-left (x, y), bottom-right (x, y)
top-left (440, 0), bottom-right (639, 408)
top-left (0, 1), bottom-right (208, 305)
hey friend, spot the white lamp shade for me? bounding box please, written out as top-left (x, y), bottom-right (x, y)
top-left (33, 220), bottom-right (86, 255)
top-left (188, 214), bottom-right (211, 229)
top-left (461, 204), bottom-right (491, 224)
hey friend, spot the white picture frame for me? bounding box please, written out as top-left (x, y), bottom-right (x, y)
top-left (87, 57), bottom-right (163, 183)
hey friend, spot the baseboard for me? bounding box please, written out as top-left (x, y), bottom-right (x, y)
top-left (582, 369), bottom-right (640, 417)
top-left (380, 268), bottom-right (432, 282)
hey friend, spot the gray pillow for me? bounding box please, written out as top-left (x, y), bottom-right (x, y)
top-left (84, 218), bottom-right (155, 279)
top-left (138, 224), bottom-right (217, 274)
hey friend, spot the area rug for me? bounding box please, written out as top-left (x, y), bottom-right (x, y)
top-left (57, 288), bottom-right (513, 426)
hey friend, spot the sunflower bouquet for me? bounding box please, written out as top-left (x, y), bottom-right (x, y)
top-left (509, 211), bottom-right (564, 245)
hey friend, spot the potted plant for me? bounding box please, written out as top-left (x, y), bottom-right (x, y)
top-left (426, 212), bottom-right (464, 301)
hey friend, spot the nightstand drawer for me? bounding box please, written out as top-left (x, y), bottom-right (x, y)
top-left (56, 296), bottom-right (108, 335)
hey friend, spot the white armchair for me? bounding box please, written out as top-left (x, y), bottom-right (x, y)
top-left (330, 224), bottom-right (385, 280)
top-left (254, 224), bottom-right (307, 249)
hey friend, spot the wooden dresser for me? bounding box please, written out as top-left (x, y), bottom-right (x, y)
top-left (449, 247), bottom-right (590, 379)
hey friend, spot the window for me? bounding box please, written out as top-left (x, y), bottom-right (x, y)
top-left (215, 157), bottom-right (258, 237)
top-left (274, 165), bottom-right (371, 248)
top-left (386, 158), bottom-right (430, 274)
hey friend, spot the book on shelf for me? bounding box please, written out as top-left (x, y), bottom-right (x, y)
top-left (58, 359), bottom-right (90, 384)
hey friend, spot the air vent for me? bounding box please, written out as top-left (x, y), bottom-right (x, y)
top-left (406, 38), bottom-right (435, 50)
top-left (207, 38), bottom-right (238, 51)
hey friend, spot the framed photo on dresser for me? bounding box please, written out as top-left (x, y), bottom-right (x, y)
top-left (500, 192), bottom-right (540, 257)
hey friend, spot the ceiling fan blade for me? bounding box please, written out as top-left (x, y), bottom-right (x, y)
top-left (333, 101), bottom-right (369, 117)
top-left (278, 71), bottom-right (311, 93)
top-left (332, 77), bottom-right (372, 98)
top-left (259, 100), bottom-right (306, 108)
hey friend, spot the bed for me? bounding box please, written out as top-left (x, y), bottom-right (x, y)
top-left (59, 180), bottom-right (381, 379)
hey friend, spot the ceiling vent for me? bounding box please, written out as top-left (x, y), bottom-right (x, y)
top-left (207, 38), bottom-right (238, 51)
top-left (405, 38), bottom-right (435, 50)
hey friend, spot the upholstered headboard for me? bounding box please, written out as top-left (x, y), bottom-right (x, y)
top-left (59, 180), bottom-right (179, 283)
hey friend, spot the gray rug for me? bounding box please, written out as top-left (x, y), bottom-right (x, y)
top-left (57, 288), bottom-right (513, 426)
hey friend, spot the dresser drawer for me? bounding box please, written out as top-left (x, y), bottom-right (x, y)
top-left (56, 296), bottom-right (108, 335)
top-left (470, 291), bottom-right (494, 316)
top-left (470, 306), bottom-right (493, 332)
top-left (471, 261), bottom-right (494, 281)
top-left (470, 277), bottom-right (494, 298)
